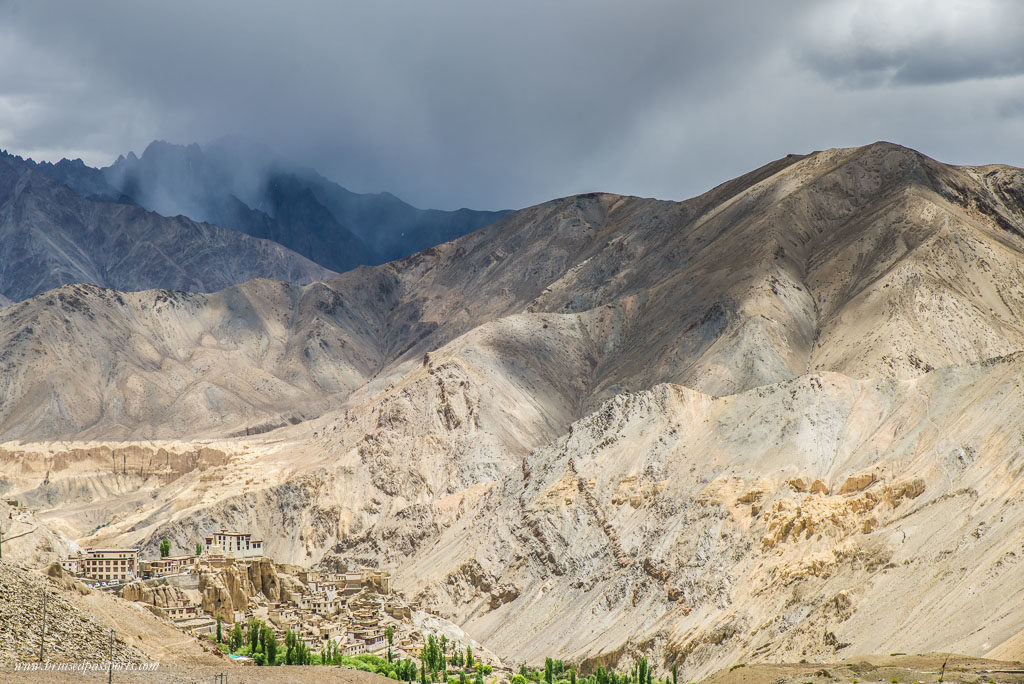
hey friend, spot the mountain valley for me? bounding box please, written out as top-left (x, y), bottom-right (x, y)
top-left (3, 142), bottom-right (1024, 679)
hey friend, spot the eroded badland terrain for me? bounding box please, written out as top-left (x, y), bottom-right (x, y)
top-left (5, 142), bottom-right (1024, 680)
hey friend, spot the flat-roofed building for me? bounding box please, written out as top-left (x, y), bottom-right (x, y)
top-left (59, 556), bottom-right (83, 575)
top-left (64, 549), bottom-right (139, 582)
top-left (203, 531), bottom-right (263, 559)
top-left (163, 604), bottom-right (198, 620)
top-left (140, 554), bottom-right (197, 578)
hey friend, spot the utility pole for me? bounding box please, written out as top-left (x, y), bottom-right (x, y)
top-left (108, 629), bottom-right (114, 684)
top-left (38, 591), bottom-right (47, 662)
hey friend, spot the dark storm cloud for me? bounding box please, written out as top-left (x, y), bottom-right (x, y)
top-left (798, 0), bottom-right (1024, 87)
top-left (0, 0), bottom-right (1022, 210)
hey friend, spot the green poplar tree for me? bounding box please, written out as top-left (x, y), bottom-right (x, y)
top-left (230, 623), bottom-right (243, 652)
top-left (264, 625), bottom-right (278, 665)
top-left (159, 537), bottom-right (170, 557)
top-left (248, 619), bottom-right (260, 653)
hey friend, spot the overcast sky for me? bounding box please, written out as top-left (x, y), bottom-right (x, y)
top-left (1, 0), bottom-right (1023, 210)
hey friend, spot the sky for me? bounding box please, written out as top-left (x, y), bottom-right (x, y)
top-left (1, 0), bottom-right (1023, 210)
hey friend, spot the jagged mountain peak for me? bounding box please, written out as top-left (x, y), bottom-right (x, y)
top-left (96, 137), bottom-right (510, 270)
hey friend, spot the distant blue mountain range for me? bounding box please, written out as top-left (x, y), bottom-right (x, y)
top-left (37, 137), bottom-right (510, 273)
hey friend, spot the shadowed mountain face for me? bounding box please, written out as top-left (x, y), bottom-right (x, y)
top-left (21, 156), bottom-right (133, 204)
top-left (4, 142), bottom-right (1024, 678)
top-left (95, 138), bottom-right (510, 271)
top-left (0, 151), bottom-right (335, 302)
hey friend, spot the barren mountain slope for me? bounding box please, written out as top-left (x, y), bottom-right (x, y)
top-left (0, 151), bottom-right (335, 302)
top-left (6, 143), bottom-right (1024, 443)
top-left (0, 278), bottom-right (390, 439)
top-left (3, 143), bottom-right (1024, 678)
top-left (389, 356), bottom-right (1024, 676)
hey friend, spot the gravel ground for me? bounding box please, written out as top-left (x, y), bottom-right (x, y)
top-left (0, 663), bottom-right (393, 683)
top-left (700, 653), bottom-right (1024, 684)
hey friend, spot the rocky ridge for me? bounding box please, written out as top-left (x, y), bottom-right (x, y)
top-left (0, 150), bottom-right (335, 302)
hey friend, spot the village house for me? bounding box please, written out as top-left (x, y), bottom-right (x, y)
top-left (399, 639), bottom-right (424, 658)
top-left (163, 603), bottom-right (199, 620)
top-left (346, 627), bottom-right (387, 654)
top-left (140, 554), bottom-right (197, 578)
top-left (58, 556), bottom-right (82, 575)
top-left (342, 638), bottom-right (367, 656)
top-left (298, 591), bottom-right (342, 616)
top-left (362, 568), bottom-right (392, 594)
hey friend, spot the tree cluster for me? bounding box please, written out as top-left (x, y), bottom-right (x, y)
top-left (513, 655), bottom-right (675, 684)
